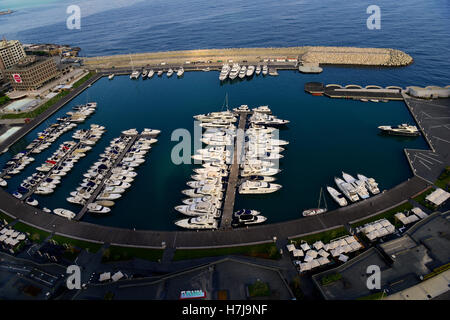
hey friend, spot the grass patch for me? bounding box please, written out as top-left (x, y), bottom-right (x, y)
top-left (173, 243), bottom-right (281, 261)
top-left (102, 245), bottom-right (163, 262)
top-left (413, 189), bottom-right (436, 210)
top-left (357, 291), bottom-right (384, 300)
top-left (13, 222), bottom-right (50, 243)
top-left (320, 272), bottom-right (342, 286)
top-left (291, 227), bottom-right (348, 245)
top-left (248, 280), bottom-right (271, 297)
top-left (351, 202), bottom-right (413, 228)
top-left (0, 95), bottom-right (10, 106)
top-left (51, 235), bottom-right (102, 253)
top-left (0, 210), bottom-right (14, 224)
top-left (435, 167), bottom-right (450, 190)
top-left (72, 72), bottom-right (93, 89)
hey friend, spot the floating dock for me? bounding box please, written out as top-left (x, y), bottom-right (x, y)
top-left (305, 82), bottom-right (404, 100)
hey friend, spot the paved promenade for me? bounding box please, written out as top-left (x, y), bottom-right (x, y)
top-left (0, 176), bottom-right (429, 249)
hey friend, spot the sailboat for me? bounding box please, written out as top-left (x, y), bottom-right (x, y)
top-left (302, 187), bottom-right (328, 217)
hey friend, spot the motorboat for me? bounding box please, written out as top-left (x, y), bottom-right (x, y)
top-left (167, 68), bottom-right (174, 77)
top-left (255, 65), bottom-right (261, 75)
top-left (377, 124), bottom-right (420, 136)
top-left (87, 203), bottom-right (111, 214)
top-left (334, 177), bottom-right (359, 202)
top-left (238, 65), bottom-right (247, 79)
top-left (148, 70), bottom-right (155, 78)
top-left (232, 105), bottom-right (250, 112)
top-left (108, 74), bottom-right (115, 80)
top-left (238, 180), bottom-right (281, 194)
top-left (252, 105), bottom-right (272, 114)
top-left (157, 70), bottom-right (163, 76)
top-left (142, 69), bottom-right (148, 79)
top-left (141, 128), bottom-right (161, 136)
top-left (130, 70), bottom-right (140, 79)
top-left (246, 65), bottom-right (255, 77)
top-left (53, 208), bottom-right (76, 219)
top-left (175, 202), bottom-right (219, 217)
top-left (240, 166), bottom-right (281, 177)
top-left (103, 186), bottom-right (126, 194)
top-left (234, 209), bottom-right (260, 217)
top-left (242, 175), bottom-right (276, 183)
top-left (175, 215), bottom-right (218, 230)
top-left (177, 67), bottom-right (184, 77)
top-left (228, 64), bottom-right (240, 80)
top-left (262, 65), bottom-right (268, 75)
top-left (0, 178), bottom-right (8, 187)
top-left (97, 192), bottom-right (122, 200)
top-left (357, 174), bottom-right (380, 195)
top-left (219, 64), bottom-right (230, 81)
top-left (26, 197), bottom-right (39, 206)
top-left (67, 196), bottom-right (86, 205)
top-left (326, 186), bottom-right (348, 207)
top-left (342, 172), bottom-right (370, 199)
top-left (182, 185), bottom-right (223, 198)
top-left (231, 213), bottom-right (267, 227)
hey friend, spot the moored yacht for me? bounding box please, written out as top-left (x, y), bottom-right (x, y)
top-left (108, 74), bottom-right (115, 80)
top-left (238, 65), bottom-right (247, 79)
top-left (334, 177), bottom-right (359, 202)
top-left (229, 64), bottom-right (240, 80)
top-left (255, 65), bottom-right (261, 75)
top-left (342, 172), bottom-right (370, 199)
top-left (357, 174), bottom-right (380, 195)
top-left (175, 215), bottom-right (218, 230)
top-left (177, 67), bottom-right (184, 77)
top-left (53, 208), bottom-right (76, 219)
top-left (238, 180), bottom-right (281, 194)
top-left (130, 70), bottom-right (140, 79)
top-left (219, 64), bottom-right (230, 81)
top-left (378, 124), bottom-right (420, 136)
top-left (167, 68), bottom-right (174, 77)
top-left (246, 65), bottom-right (255, 77)
top-left (326, 186), bottom-right (348, 207)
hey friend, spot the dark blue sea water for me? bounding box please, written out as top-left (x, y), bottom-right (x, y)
top-left (0, 72), bottom-right (428, 230)
top-left (0, 0), bottom-right (447, 230)
top-left (2, 0), bottom-right (450, 85)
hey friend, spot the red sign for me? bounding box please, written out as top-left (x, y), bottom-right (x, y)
top-left (12, 74), bottom-right (22, 83)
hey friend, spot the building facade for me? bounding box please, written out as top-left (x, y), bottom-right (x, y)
top-left (4, 56), bottom-right (60, 91)
top-left (0, 39), bottom-right (26, 81)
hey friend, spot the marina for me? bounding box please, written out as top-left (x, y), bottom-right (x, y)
top-left (0, 71), bottom-right (429, 231)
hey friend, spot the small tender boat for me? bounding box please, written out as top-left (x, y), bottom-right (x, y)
top-left (26, 197), bottom-right (39, 206)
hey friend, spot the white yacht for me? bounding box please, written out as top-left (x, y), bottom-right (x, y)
top-left (326, 186), bottom-right (348, 207)
top-left (142, 69), bottom-right (148, 79)
top-left (87, 203), bottom-right (111, 214)
top-left (177, 67), bottom-right (184, 77)
top-left (357, 174), bottom-right (380, 195)
top-left (130, 70), bottom-right (140, 79)
top-left (108, 74), bottom-right (115, 80)
top-left (253, 105), bottom-right (272, 114)
top-left (182, 185), bottom-right (223, 197)
top-left (241, 166), bottom-right (281, 177)
top-left (378, 124), bottom-right (420, 136)
top-left (239, 65), bottom-right (247, 79)
top-left (157, 70), bottom-right (163, 76)
top-left (239, 181), bottom-right (281, 194)
top-left (53, 208), bottom-right (76, 219)
top-left (232, 214), bottom-right (267, 227)
top-left (175, 215), bottom-right (218, 230)
top-left (255, 65), bottom-right (261, 75)
top-left (246, 65), bottom-right (255, 77)
top-left (167, 68), bottom-right (174, 77)
top-left (342, 172), bottom-right (370, 199)
top-left (334, 177), bottom-right (359, 202)
top-left (262, 64), bottom-right (268, 75)
top-left (219, 64), bottom-right (230, 81)
top-left (147, 70), bottom-right (155, 78)
top-left (233, 105), bottom-right (250, 112)
top-left (97, 192), bottom-right (122, 200)
top-left (175, 202), bottom-right (219, 217)
top-left (242, 175), bottom-right (277, 183)
top-left (229, 64), bottom-right (240, 80)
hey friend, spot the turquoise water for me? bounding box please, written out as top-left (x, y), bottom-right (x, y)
top-left (0, 70), bottom-right (428, 230)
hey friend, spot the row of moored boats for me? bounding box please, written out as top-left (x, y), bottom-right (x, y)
top-left (219, 64), bottom-right (274, 81)
top-left (125, 67), bottom-right (184, 80)
top-left (64, 128), bottom-right (160, 217)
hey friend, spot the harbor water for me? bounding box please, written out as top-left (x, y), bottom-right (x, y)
top-left (0, 70), bottom-right (428, 230)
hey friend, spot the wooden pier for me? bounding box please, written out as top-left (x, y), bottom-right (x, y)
top-left (74, 134), bottom-right (139, 221)
top-left (220, 112), bottom-right (250, 229)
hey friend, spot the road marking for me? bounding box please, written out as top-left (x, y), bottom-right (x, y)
top-left (418, 153), bottom-right (443, 163)
top-left (419, 160), bottom-right (431, 171)
top-left (431, 136), bottom-right (450, 144)
top-left (413, 155), bottom-right (434, 165)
